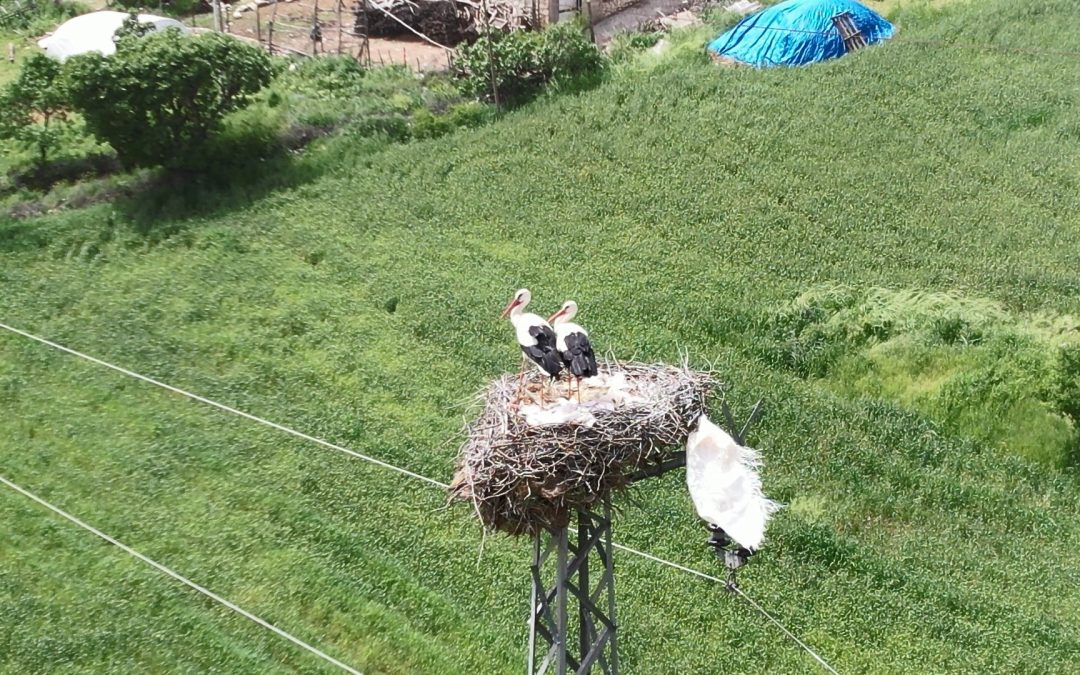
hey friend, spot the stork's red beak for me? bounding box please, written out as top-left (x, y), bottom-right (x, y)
top-left (500, 299), bottom-right (519, 319)
top-left (547, 308), bottom-right (566, 323)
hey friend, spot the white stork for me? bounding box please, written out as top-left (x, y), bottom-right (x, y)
top-left (500, 288), bottom-right (563, 403)
top-left (548, 300), bottom-right (599, 402)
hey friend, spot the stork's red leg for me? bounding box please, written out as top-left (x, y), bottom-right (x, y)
top-left (516, 355), bottom-right (527, 402)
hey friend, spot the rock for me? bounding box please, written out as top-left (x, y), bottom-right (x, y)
top-left (659, 10), bottom-right (701, 30)
top-left (726, 0), bottom-right (763, 16)
top-left (233, 0), bottom-right (275, 18)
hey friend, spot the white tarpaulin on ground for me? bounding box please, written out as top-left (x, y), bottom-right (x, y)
top-left (37, 11), bottom-right (187, 61)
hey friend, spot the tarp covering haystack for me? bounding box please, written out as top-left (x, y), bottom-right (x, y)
top-left (707, 0), bottom-right (894, 68)
top-left (450, 361), bottom-right (713, 535)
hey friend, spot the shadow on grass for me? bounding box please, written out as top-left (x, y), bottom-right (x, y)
top-left (116, 122), bottom-right (336, 238)
top-left (0, 122), bottom-right (336, 253)
top-left (2, 153), bottom-right (123, 196)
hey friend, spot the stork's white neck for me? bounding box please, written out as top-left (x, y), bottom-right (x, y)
top-left (508, 297), bottom-right (531, 323)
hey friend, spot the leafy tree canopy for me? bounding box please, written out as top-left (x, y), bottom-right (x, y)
top-left (65, 30), bottom-right (274, 169)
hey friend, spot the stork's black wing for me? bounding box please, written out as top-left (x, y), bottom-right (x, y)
top-left (562, 332), bottom-right (598, 378)
top-left (523, 324), bottom-right (563, 378)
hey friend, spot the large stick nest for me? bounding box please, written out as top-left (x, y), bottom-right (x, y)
top-left (450, 361), bottom-right (714, 535)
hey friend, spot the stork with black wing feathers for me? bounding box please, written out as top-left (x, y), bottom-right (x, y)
top-left (500, 288), bottom-right (564, 404)
top-left (548, 300), bottom-right (598, 403)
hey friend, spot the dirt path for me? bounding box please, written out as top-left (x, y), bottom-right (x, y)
top-left (592, 0), bottom-right (694, 44)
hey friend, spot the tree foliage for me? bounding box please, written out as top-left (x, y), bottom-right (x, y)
top-left (114, 11), bottom-right (156, 43)
top-left (455, 22), bottom-right (606, 105)
top-left (65, 30), bottom-right (274, 169)
top-left (0, 52), bottom-right (71, 164)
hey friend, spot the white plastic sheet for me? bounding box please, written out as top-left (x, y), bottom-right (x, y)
top-left (38, 11), bottom-right (188, 61)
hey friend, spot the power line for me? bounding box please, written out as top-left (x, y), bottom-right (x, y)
top-left (0, 322), bottom-right (448, 490)
top-left (612, 543), bottom-right (840, 674)
top-left (368, 2), bottom-right (453, 51)
top-left (0, 474), bottom-right (363, 675)
top-left (0, 321), bottom-right (836, 673)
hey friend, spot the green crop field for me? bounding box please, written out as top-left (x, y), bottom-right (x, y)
top-left (2, 0), bottom-right (1078, 673)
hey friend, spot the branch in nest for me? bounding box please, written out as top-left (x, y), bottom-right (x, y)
top-left (449, 360), bottom-right (716, 535)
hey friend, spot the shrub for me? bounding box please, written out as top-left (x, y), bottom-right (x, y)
top-left (0, 0), bottom-right (81, 34)
top-left (455, 23), bottom-right (606, 105)
top-left (410, 101), bottom-right (495, 140)
top-left (65, 30), bottom-right (273, 170)
top-left (0, 53), bottom-right (73, 165)
top-left (608, 30), bottom-right (663, 64)
top-left (276, 56), bottom-right (367, 99)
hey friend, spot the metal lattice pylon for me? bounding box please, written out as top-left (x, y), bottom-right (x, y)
top-left (525, 400), bottom-right (763, 674)
top-left (528, 502), bottom-right (618, 675)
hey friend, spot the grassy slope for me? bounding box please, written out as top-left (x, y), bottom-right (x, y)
top-left (2, 0), bottom-right (1079, 672)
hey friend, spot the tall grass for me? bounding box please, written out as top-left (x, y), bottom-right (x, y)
top-left (763, 284), bottom-right (1079, 465)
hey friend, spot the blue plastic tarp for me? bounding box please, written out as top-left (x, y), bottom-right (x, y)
top-left (707, 0), bottom-right (894, 68)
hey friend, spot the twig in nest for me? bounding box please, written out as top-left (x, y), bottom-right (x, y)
top-left (449, 360), bottom-right (716, 535)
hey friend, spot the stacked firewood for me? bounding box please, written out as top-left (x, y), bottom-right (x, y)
top-left (354, 0), bottom-right (535, 46)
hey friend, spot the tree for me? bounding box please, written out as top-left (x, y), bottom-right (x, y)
top-left (455, 22), bottom-right (606, 106)
top-left (114, 11), bottom-right (155, 42)
top-left (65, 30), bottom-right (274, 169)
top-left (0, 52), bottom-right (71, 165)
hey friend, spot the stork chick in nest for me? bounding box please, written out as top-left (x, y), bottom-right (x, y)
top-left (500, 288), bottom-right (563, 404)
top-left (548, 300), bottom-right (599, 403)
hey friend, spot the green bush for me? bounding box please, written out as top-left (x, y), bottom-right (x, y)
top-left (455, 22), bottom-right (606, 105)
top-left (276, 56), bottom-right (367, 99)
top-left (0, 0), bottom-right (81, 34)
top-left (410, 101), bottom-right (496, 140)
top-left (607, 30), bottom-right (663, 64)
top-left (65, 30), bottom-right (273, 169)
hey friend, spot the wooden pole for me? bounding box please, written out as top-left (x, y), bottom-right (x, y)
top-left (547, 0), bottom-right (558, 25)
top-left (256, 4), bottom-right (262, 44)
top-left (585, 0), bottom-right (594, 43)
top-left (267, 20), bottom-right (274, 54)
top-left (482, 0), bottom-right (499, 108)
top-left (337, 0), bottom-right (343, 54)
top-left (361, 0), bottom-right (371, 67)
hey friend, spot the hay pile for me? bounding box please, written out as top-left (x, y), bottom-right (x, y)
top-left (450, 361), bottom-right (714, 535)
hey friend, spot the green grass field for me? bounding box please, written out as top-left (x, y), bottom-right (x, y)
top-left (2, 0), bottom-right (1079, 672)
